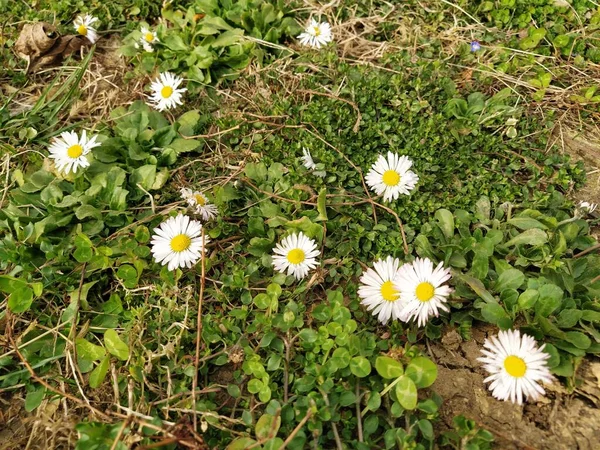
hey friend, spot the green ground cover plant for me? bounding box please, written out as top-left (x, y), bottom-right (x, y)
top-left (1, 1), bottom-right (600, 449)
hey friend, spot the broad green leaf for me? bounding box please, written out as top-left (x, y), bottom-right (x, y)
top-left (518, 289), bottom-right (539, 310)
top-left (168, 138), bottom-right (203, 153)
top-left (458, 274), bottom-right (496, 303)
top-left (177, 110), bottom-right (200, 137)
top-left (366, 391), bottom-right (381, 411)
top-left (247, 378), bottom-right (263, 394)
top-left (255, 413), bottom-right (281, 440)
top-left (163, 34), bottom-right (188, 51)
top-left (131, 165), bottom-right (156, 191)
top-left (494, 269), bottom-right (525, 292)
top-left (508, 217), bottom-right (547, 230)
top-left (8, 287), bottom-right (34, 313)
top-left (226, 438), bottom-right (257, 450)
top-left (534, 284), bottom-right (563, 317)
top-left (89, 356), bottom-right (110, 388)
top-left (405, 357), bottom-right (437, 388)
top-left (434, 209), bottom-right (454, 239)
top-left (481, 302), bottom-right (511, 328)
top-left (76, 338), bottom-right (106, 361)
top-left (395, 375), bottom-right (417, 410)
top-left (375, 356), bottom-right (404, 379)
top-left (564, 331), bottom-right (591, 349)
top-left (349, 356), bottom-right (371, 378)
top-left (104, 329), bottom-right (129, 361)
top-left (505, 228), bottom-right (548, 247)
top-left (417, 419), bottom-right (434, 440)
top-left (316, 188), bottom-right (328, 222)
top-left (557, 309), bottom-right (583, 328)
top-left (25, 387), bottom-right (45, 412)
top-left (211, 29), bottom-right (244, 47)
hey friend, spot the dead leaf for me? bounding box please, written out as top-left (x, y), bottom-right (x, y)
top-left (14, 22), bottom-right (89, 74)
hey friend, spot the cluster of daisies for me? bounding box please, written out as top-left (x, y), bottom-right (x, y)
top-left (46, 16), bottom-right (568, 407)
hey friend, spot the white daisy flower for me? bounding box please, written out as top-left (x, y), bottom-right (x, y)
top-left (148, 72), bottom-right (187, 112)
top-left (150, 214), bottom-right (209, 271)
top-left (48, 130), bottom-right (100, 174)
top-left (73, 14), bottom-right (99, 44)
top-left (180, 187), bottom-right (218, 221)
top-left (272, 232), bottom-right (319, 280)
top-left (358, 256), bottom-right (407, 324)
top-left (297, 18), bottom-right (333, 49)
top-left (478, 329), bottom-right (553, 405)
top-left (140, 26), bottom-right (159, 52)
top-left (300, 147), bottom-right (325, 178)
top-left (365, 152), bottom-right (419, 202)
top-left (578, 201), bottom-right (597, 215)
top-left (397, 257), bottom-right (452, 327)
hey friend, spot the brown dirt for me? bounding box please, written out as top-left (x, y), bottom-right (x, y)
top-left (432, 327), bottom-right (600, 450)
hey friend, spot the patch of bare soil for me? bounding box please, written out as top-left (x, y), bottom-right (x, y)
top-left (432, 327), bottom-right (600, 450)
top-left (4, 33), bottom-right (142, 122)
top-left (556, 126), bottom-right (600, 208)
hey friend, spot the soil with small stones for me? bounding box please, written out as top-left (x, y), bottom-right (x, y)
top-left (432, 326), bottom-right (600, 450)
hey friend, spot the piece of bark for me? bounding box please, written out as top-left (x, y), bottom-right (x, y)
top-left (14, 22), bottom-right (89, 74)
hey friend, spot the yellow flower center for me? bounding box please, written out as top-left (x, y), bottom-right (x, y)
top-left (504, 355), bottom-right (527, 378)
top-left (380, 281), bottom-right (399, 302)
top-left (415, 282), bottom-right (435, 302)
top-left (313, 26), bottom-right (321, 36)
top-left (170, 234), bottom-right (191, 252)
top-left (77, 25), bottom-right (88, 36)
top-left (287, 248), bottom-right (305, 265)
top-left (145, 32), bottom-right (155, 42)
top-left (67, 144), bottom-right (83, 159)
top-left (382, 170), bottom-right (400, 187)
top-left (194, 194), bottom-right (206, 206)
top-left (161, 86), bottom-right (173, 99)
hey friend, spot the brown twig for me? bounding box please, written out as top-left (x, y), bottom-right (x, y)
top-left (192, 227), bottom-right (207, 431)
top-left (573, 243), bottom-right (600, 259)
top-left (278, 408), bottom-right (313, 450)
top-left (109, 417), bottom-right (130, 450)
top-left (6, 311), bottom-right (110, 420)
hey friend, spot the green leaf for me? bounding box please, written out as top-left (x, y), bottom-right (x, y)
top-left (131, 165), bottom-right (156, 191)
top-left (434, 209), bottom-right (454, 239)
top-left (25, 387), bottom-right (45, 412)
top-left (458, 274), bottom-right (496, 303)
top-left (255, 413), bottom-right (281, 440)
top-left (75, 338), bottom-right (106, 361)
top-left (395, 375), bottom-right (417, 410)
top-left (534, 284), bottom-right (563, 317)
top-left (349, 356), bottom-right (371, 378)
top-left (104, 329), bottom-right (129, 361)
top-left (557, 309), bottom-right (583, 328)
top-left (481, 302), bottom-right (511, 328)
top-left (508, 217), bottom-right (547, 230)
top-left (8, 287), bottom-right (34, 313)
top-left (247, 378), bottom-right (263, 394)
top-left (417, 419), bottom-right (434, 440)
top-left (177, 110), bottom-right (200, 137)
top-left (564, 331), bottom-right (591, 349)
top-left (163, 34), bottom-right (188, 51)
top-left (505, 229), bottom-right (548, 247)
top-left (494, 269), bottom-right (525, 292)
top-left (405, 357), bottom-right (437, 388)
top-left (89, 356), bottom-right (110, 388)
top-left (316, 188), bottom-right (328, 222)
top-left (168, 138), bottom-right (203, 153)
top-left (518, 289), bottom-right (539, 310)
top-left (75, 204), bottom-right (102, 220)
top-left (366, 391), bottom-right (381, 411)
top-left (226, 438), bottom-right (258, 450)
top-left (211, 29), bottom-right (244, 47)
top-left (375, 356), bottom-right (404, 379)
